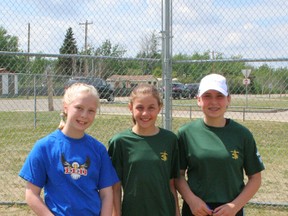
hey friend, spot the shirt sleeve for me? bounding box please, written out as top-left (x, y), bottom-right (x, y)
top-left (170, 134), bottom-right (180, 179)
top-left (108, 137), bottom-right (123, 181)
top-left (177, 129), bottom-right (188, 170)
top-left (98, 144), bottom-right (120, 189)
top-left (243, 132), bottom-right (265, 176)
top-left (19, 140), bottom-right (48, 188)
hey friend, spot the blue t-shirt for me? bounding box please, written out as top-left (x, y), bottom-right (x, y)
top-left (19, 129), bottom-right (119, 216)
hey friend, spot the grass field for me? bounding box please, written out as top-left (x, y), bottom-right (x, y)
top-left (0, 203), bottom-right (287, 216)
top-left (0, 105), bottom-right (288, 215)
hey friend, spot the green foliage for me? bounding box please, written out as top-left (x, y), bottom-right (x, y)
top-left (92, 39), bottom-right (127, 79)
top-left (172, 51), bottom-right (211, 83)
top-left (59, 27), bottom-right (78, 55)
top-left (0, 26), bottom-right (23, 72)
top-left (152, 66), bottom-right (162, 78)
top-left (253, 65), bottom-right (288, 94)
top-left (0, 24), bottom-right (287, 94)
top-left (172, 52), bottom-right (288, 94)
top-left (56, 27), bottom-right (78, 76)
top-left (94, 39), bottom-right (125, 57)
top-left (0, 27), bottom-right (19, 52)
top-left (28, 56), bottom-right (55, 74)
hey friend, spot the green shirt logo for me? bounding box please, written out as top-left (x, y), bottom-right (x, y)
top-left (160, 151), bottom-right (168, 161)
top-left (231, 150), bottom-right (239, 159)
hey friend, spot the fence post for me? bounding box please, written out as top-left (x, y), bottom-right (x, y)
top-left (162, 0), bottom-right (173, 130)
top-left (46, 66), bottom-right (54, 111)
top-left (33, 75), bottom-right (37, 128)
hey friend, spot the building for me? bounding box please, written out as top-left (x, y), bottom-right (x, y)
top-left (0, 68), bottom-right (18, 97)
top-left (107, 75), bottom-right (158, 88)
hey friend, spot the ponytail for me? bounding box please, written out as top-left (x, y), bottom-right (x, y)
top-left (58, 111), bottom-right (67, 130)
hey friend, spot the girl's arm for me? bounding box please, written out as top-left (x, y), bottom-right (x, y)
top-left (175, 170), bottom-right (213, 216)
top-left (25, 182), bottom-right (54, 216)
top-left (169, 179), bottom-right (180, 216)
top-left (99, 186), bottom-right (114, 216)
top-left (213, 172), bottom-right (262, 216)
top-left (112, 182), bottom-right (122, 216)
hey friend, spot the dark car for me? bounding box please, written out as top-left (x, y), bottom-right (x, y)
top-left (182, 83), bottom-right (199, 99)
top-left (64, 77), bottom-right (115, 102)
top-left (172, 83), bottom-right (185, 99)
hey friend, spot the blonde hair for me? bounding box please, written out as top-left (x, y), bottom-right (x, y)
top-left (58, 82), bottom-right (100, 130)
top-left (129, 83), bottom-right (163, 124)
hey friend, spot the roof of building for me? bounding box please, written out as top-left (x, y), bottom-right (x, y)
top-left (0, 68), bottom-right (14, 73)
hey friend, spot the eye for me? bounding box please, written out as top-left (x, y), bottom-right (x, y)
top-left (203, 94), bottom-right (211, 98)
top-left (217, 94), bottom-right (225, 98)
top-left (148, 106), bottom-right (156, 111)
top-left (75, 106), bottom-right (83, 110)
top-left (135, 106), bottom-right (144, 111)
top-left (89, 109), bottom-right (96, 114)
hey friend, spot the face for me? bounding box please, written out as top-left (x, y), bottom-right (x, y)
top-left (62, 92), bottom-right (98, 138)
top-left (129, 94), bottom-right (161, 134)
top-left (197, 90), bottom-right (231, 121)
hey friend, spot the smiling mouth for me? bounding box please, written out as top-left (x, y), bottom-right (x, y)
top-left (77, 120), bottom-right (87, 125)
top-left (208, 107), bottom-right (220, 111)
top-left (141, 118), bottom-right (150, 122)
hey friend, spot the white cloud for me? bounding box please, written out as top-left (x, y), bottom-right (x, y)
top-left (1, 0), bottom-right (288, 62)
top-left (243, 23), bottom-right (254, 31)
top-left (223, 32), bottom-right (242, 47)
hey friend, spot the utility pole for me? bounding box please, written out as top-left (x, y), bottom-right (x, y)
top-left (211, 50), bottom-right (215, 73)
top-left (27, 23), bottom-right (30, 72)
top-left (79, 20), bottom-right (93, 76)
top-left (26, 23), bottom-right (31, 99)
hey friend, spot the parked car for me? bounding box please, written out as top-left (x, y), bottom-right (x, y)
top-left (182, 83), bottom-right (199, 99)
top-left (172, 83), bottom-right (185, 99)
top-left (64, 77), bottom-right (115, 102)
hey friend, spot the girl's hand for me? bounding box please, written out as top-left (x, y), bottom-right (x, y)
top-left (212, 203), bottom-right (238, 216)
top-left (189, 196), bottom-right (213, 216)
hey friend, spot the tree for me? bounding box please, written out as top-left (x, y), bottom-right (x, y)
top-left (93, 39), bottom-right (126, 79)
top-left (136, 31), bottom-right (161, 75)
top-left (56, 27), bottom-right (78, 76)
top-left (172, 52), bottom-right (211, 83)
top-left (0, 26), bottom-right (21, 72)
top-left (29, 56), bottom-right (53, 74)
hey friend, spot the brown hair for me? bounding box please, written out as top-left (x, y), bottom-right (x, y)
top-left (129, 83), bottom-right (163, 124)
top-left (58, 82), bottom-right (100, 130)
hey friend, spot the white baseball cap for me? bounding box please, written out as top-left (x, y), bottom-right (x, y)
top-left (198, 73), bottom-right (228, 97)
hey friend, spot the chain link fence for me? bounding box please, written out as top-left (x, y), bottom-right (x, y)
top-left (1, 0), bottom-right (288, 213)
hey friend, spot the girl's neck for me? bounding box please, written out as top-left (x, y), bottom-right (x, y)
top-left (132, 125), bottom-right (159, 136)
top-left (204, 117), bottom-right (226, 127)
top-left (61, 127), bottom-right (84, 139)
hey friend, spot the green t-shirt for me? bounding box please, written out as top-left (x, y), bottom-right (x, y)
top-left (108, 128), bottom-right (180, 216)
top-left (177, 118), bottom-right (265, 203)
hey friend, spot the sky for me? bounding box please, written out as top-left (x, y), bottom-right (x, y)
top-left (1, 0), bottom-right (288, 67)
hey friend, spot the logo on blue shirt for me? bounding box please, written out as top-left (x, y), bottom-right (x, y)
top-left (61, 154), bottom-right (90, 180)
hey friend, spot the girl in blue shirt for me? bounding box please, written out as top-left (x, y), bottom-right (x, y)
top-left (19, 83), bottom-right (119, 216)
